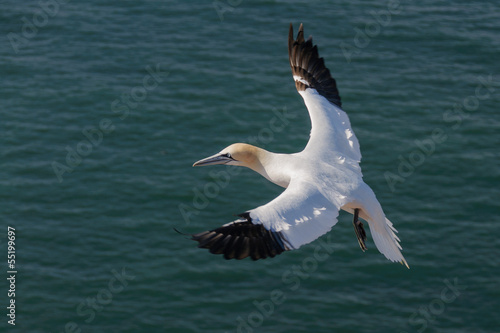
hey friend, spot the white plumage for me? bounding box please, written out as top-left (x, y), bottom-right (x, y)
top-left (189, 24), bottom-right (408, 268)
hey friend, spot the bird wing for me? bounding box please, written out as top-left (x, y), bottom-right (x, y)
top-left (191, 178), bottom-right (347, 260)
top-left (288, 23), bottom-right (362, 164)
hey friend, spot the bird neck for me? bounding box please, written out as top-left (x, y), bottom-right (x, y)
top-left (242, 145), bottom-right (290, 188)
top-left (241, 145), bottom-right (269, 174)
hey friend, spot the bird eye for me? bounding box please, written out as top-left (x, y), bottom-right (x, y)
top-left (225, 153), bottom-right (232, 158)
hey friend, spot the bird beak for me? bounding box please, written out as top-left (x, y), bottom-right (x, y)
top-left (193, 153), bottom-right (232, 167)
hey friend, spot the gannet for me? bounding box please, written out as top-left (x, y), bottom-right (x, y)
top-left (188, 24), bottom-right (409, 268)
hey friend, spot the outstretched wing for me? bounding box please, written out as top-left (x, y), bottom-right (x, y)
top-left (191, 179), bottom-right (347, 260)
top-left (288, 23), bottom-right (361, 163)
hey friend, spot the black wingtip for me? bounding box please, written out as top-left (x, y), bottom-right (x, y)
top-left (172, 228), bottom-right (193, 239)
top-left (189, 220), bottom-right (288, 261)
top-left (287, 23), bottom-right (342, 108)
top-left (173, 227), bottom-right (191, 237)
top-left (297, 23), bottom-right (305, 44)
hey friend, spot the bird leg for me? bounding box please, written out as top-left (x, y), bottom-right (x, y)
top-left (353, 208), bottom-right (367, 251)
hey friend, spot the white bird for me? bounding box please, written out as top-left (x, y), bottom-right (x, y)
top-left (189, 24), bottom-right (409, 268)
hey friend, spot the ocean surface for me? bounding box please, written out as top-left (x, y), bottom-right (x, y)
top-left (1, 1), bottom-right (499, 332)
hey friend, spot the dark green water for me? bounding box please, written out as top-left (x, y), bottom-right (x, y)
top-left (1, 1), bottom-right (499, 332)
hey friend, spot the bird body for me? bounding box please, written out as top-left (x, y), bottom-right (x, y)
top-left (188, 24), bottom-right (409, 268)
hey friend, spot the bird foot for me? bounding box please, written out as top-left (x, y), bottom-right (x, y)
top-left (353, 209), bottom-right (367, 251)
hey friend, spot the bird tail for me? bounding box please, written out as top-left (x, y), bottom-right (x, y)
top-left (351, 184), bottom-right (409, 268)
top-left (369, 216), bottom-right (409, 269)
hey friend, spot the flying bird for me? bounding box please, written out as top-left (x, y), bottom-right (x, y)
top-left (188, 24), bottom-right (409, 268)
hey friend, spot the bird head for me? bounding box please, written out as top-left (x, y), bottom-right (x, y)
top-left (193, 143), bottom-right (260, 168)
